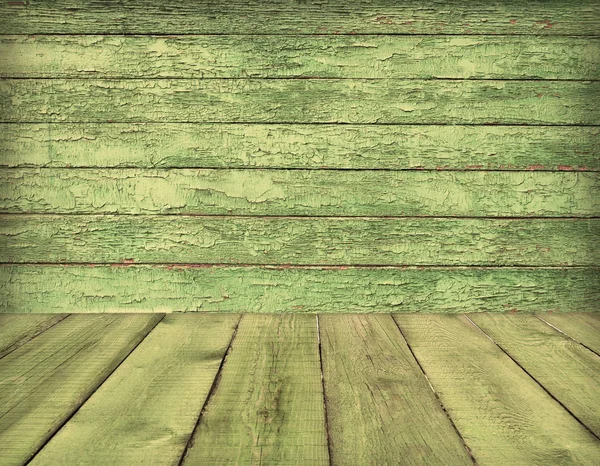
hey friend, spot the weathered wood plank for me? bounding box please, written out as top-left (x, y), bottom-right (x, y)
top-left (320, 314), bottom-right (472, 465)
top-left (1, 35), bottom-right (598, 80)
top-left (0, 313), bottom-right (66, 358)
top-left (181, 314), bottom-right (328, 465)
top-left (1, 79), bottom-right (598, 125)
top-left (1, 0), bottom-right (598, 35)
top-left (29, 314), bottom-right (238, 466)
top-left (0, 313), bottom-right (163, 466)
top-left (1, 215), bottom-right (597, 266)
top-left (1, 124), bottom-right (597, 172)
top-left (537, 313), bottom-right (600, 355)
top-left (1, 123), bottom-right (598, 171)
top-left (1, 169), bottom-right (597, 217)
top-left (1, 265), bottom-right (597, 314)
top-left (393, 315), bottom-right (600, 465)
top-left (469, 313), bottom-right (600, 437)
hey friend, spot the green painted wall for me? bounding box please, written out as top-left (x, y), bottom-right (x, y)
top-left (0, 1), bottom-right (598, 313)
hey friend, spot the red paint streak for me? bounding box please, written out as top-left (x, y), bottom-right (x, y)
top-left (122, 258), bottom-right (135, 264)
top-left (7, 1), bottom-right (27, 5)
top-left (558, 165), bottom-right (574, 171)
top-left (465, 164), bottom-right (484, 169)
top-left (509, 308), bottom-right (519, 313)
top-left (510, 19), bottom-right (518, 24)
top-left (536, 20), bottom-right (554, 29)
top-left (292, 305), bottom-right (304, 309)
top-left (376, 16), bottom-right (393, 25)
top-left (402, 21), bottom-right (414, 25)
top-left (528, 164), bottom-right (545, 170)
top-left (536, 93), bottom-right (543, 98)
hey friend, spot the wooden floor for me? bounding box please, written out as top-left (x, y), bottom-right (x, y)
top-left (1, 313), bottom-right (599, 466)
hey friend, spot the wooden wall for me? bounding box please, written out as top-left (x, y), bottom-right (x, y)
top-left (0, 0), bottom-right (598, 313)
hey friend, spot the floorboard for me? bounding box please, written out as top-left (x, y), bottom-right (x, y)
top-left (0, 314), bottom-right (162, 466)
top-left (393, 314), bottom-right (600, 465)
top-left (537, 313), bottom-right (600, 355)
top-left (469, 313), bottom-right (600, 437)
top-left (0, 313), bottom-right (67, 358)
top-left (319, 314), bottom-right (473, 465)
top-left (181, 314), bottom-right (329, 466)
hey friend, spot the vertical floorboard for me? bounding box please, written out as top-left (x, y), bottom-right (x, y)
top-left (537, 313), bottom-right (600, 355)
top-left (319, 314), bottom-right (473, 466)
top-left (28, 314), bottom-right (239, 466)
top-left (393, 314), bottom-right (600, 466)
top-left (0, 313), bottom-right (67, 358)
top-left (181, 314), bottom-right (329, 466)
top-left (0, 313), bottom-right (162, 466)
top-left (469, 313), bottom-right (600, 437)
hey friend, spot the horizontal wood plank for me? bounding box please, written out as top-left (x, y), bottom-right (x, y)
top-left (1, 215), bottom-right (597, 266)
top-left (1, 35), bottom-right (598, 79)
top-left (393, 314), bottom-right (600, 464)
top-left (469, 313), bottom-right (600, 437)
top-left (320, 314), bottom-right (472, 465)
top-left (29, 314), bottom-right (239, 466)
top-left (1, 0), bottom-right (598, 35)
top-left (1, 169), bottom-right (597, 217)
top-left (1, 79), bottom-right (598, 124)
top-left (0, 313), bottom-right (66, 358)
top-left (1, 123), bottom-right (598, 171)
top-left (537, 313), bottom-right (600, 355)
top-left (181, 314), bottom-right (329, 465)
top-left (0, 313), bottom-right (162, 465)
top-left (1, 265), bottom-right (597, 313)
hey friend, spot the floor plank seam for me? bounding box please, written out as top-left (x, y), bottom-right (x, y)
top-left (177, 313), bottom-right (242, 466)
top-left (21, 313), bottom-right (166, 465)
top-left (0, 314), bottom-right (71, 360)
top-left (463, 315), bottom-right (600, 441)
top-left (391, 315), bottom-right (479, 465)
top-left (535, 315), bottom-right (600, 358)
top-left (316, 315), bottom-right (334, 466)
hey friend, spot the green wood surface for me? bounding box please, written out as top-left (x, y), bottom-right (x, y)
top-left (393, 314), bottom-right (600, 465)
top-left (2, 169), bottom-right (597, 217)
top-left (1, 123), bottom-right (598, 171)
top-left (1, 0), bottom-right (598, 35)
top-left (0, 313), bottom-right (66, 358)
top-left (319, 314), bottom-right (472, 465)
top-left (0, 313), bottom-right (162, 466)
top-left (29, 314), bottom-right (238, 466)
top-left (181, 314), bottom-right (329, 465)
top-left (469, 313), bottom-right (600, 437)
top-left (1, 215), bottom-right (597, 266)
top-left (1, 265), bottom-right (597, 314)
top-left (1, 35), bottom-right (598, 79)
top-left (1, 79), bottom-right (598, 125)
top-left (537, 313), bottom-right (600, 354)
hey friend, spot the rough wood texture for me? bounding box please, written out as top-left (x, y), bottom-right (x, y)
top-left (0, 314), bottom-right (162, 466)
top-left (1, 35), bottom-right (598, 79)
top-left (1, 123), bottom-right (598, 171)
top-left (537, 313), bottom-right (600, 355)
top-left (1, 0), bottom-right (599, 35)
top-left (29, 314), bottom-right (239, 466)
top-left (393, 315), bottom-right (600, 465)
top-left (1, 215), bottom-right (597, 266)
top-left (319, 314), bottom-right (472, 465)
top-left (1, 265), bottom-right (597, 314)
top-left (469, 313), bottom-right (600, 437)
top-left (181, 314), bottom-right (329, 465)
top-left (0, 313), bottom-right (66, 358)
top-left (2, 169), bottom-right (598, 217)
top-left (1, 79), bottom-right (598, 125)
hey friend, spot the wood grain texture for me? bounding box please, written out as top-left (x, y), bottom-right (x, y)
top-left (1, 0), bottom-right (599, 35)
top-left (1, 265), bottom-right (597, 314)
top-left (2, 169), bottom-right (598, 217)
top-left (537, 313), bottom-right (600, 355)
top-left (1, 79), bottom-right (598, 125)
top-left (0, 313), bottom-right (66, 358)
top-left (393, 314), bottom-right (600, 465)
top-left (181, 314), bottom-right (329, 465)
top-left (319, 314), bottom-right (472, 465)
top-left (1, 215), bottom-right (597, 266)
top-left (469, 313), bottom-right (600, 437)
top-left (0, 313), bottom-right (162, 466)
top-left (29, 314), bottom-right (239, 466)
top-left (1, 35), bottom-right (598, 79)
top-left (1, 123), bottom-right (598, 171)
